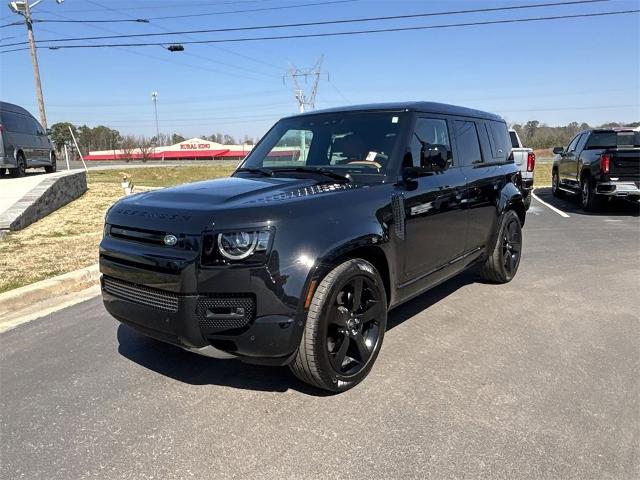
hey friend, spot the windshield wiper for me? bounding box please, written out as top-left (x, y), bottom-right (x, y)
top-left (271, 167), bottom-right (351, 183)
top-left (235, 167), bottom-right (273, 177)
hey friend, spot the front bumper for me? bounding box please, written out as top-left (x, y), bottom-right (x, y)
top-left (596, 181), bottom-right (640, 198)
top-left (102, 275), bottom-right (303, 365)
top-left (99, 234), bottom-right (307, 365)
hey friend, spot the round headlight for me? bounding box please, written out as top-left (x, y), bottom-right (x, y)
top-left (217, 231), bottom-right (259, 260)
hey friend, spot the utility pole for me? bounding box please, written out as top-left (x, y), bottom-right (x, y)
top-left (285, 56), bottom-right (325, 161)
top-left (151, 91), bottom-right (160, 145)
top-left (8, 0), bottom-right (61, 129)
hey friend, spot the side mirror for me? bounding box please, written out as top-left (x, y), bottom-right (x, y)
top-left (552, 146), bottom-right (564, 155)
top-left (421, 144), bottom-right (452, 172)
top-left (45, 128), bottom-right (52, 136)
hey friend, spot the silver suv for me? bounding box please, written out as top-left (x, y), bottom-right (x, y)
top-left (0, 101), bottom-right (56, 177)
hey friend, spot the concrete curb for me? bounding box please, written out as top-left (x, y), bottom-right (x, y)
top-left (0, 264), bottom-right (100, 317)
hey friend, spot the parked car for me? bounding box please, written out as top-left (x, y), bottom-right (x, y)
top-left (0, 101), bottom-right (56, 177)
top-left (509, 129), bottom-right (535, 209)
top-left (552, 128), bottom-right (640, 210)
top-left (100, 102), bottom-right (526, 392)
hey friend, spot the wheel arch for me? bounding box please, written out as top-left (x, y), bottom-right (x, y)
top-left (307, 240), bottom-right (392, 308)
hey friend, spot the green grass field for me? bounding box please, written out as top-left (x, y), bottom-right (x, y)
top-left (0, 165), bottom-right (235, 293)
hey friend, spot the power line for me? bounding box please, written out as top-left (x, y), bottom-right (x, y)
top-left (30, 18), bottom-right (151, 24)
top-left (78, 0), bottom-right (362, 22)
top-left (23, 11), bottom-right (279, 83)
top-left (3, 9), bottom-right (636, 52)
top-left (80, 0), bottom-right (282, 79)
top-left (1, 0), bottom-right (609, 46)
top-left (6, 0), bottom-right (360, 26)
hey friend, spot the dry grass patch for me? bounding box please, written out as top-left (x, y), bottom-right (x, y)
top-left (534, 162), bottom-right (552, 187)
top-left (0, 165), bottom-right (234, 293)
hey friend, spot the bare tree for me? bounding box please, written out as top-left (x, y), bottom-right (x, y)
top-left (120, 135), bottom-right (137, 163)
top-left (137, 136), bottom-right (155, 163)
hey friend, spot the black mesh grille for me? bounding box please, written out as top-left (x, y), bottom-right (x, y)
top-left (196, 296), bottom-right (255, 331)
top-left (108, 225), bottom-right (167, 245)
top-left (103, 276), bottom-right (179, 312)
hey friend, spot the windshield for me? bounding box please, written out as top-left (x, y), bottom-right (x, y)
top-left (238, 111), bottom-right (407, 182)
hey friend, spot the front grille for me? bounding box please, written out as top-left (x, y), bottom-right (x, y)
top-left (108, 225), bottom-right (168, 246)
top-left (196, 296), bottom-right (255, 332)
top-left (103, 276), bottom-right (179, 312)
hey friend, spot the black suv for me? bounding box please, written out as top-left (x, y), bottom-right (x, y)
top-left (100, 102), bottom-right (526, 392)
top-left (551, 128), bottom-right (640, 210)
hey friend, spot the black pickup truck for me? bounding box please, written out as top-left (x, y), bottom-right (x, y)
top-left (551, 128), bottom-right (640, 210)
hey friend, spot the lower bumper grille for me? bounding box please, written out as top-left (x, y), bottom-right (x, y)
top-left (103, 276), bottom-right (179, 312)
top-left (196, 296), bottom-right (255, 332)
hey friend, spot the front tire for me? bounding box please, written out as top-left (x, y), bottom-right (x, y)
top-left (551, 169), bottom-right (563, 197)
top-left (290, 258), bottom-right (387, 392)
top-left (480, 209), bottom-right (522, 284)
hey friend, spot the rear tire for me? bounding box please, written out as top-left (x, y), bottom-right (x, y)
top-left (290, 258), bottom-right (387, 392)
top-left (9, 153), bottom-right (26, 178)
top-left (44, 154), bottom-right (57, 173)
top-left (480, 209), bottom-right (522, 284)
top-left (551, 169), bottom-right (563, 197)
top-left (580, 176), bottom-right (600, 211)
top-left (0, 168), bottom-right (5, 177)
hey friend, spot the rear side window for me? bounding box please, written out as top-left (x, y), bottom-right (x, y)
top-left (453, 120), bottom-right (482, 167)
top-left (1, 112), bottom-right (33, 134)
top-left (509, 131), bottom-right (520, 148)
top-left (488, 121), bottom-right (511, 161)
top-left (586, 131), bottom-right (640, 149)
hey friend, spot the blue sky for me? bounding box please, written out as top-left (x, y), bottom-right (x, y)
top-left (1, 0), bottom-right (638, 140)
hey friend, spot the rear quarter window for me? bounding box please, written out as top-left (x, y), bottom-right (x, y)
top-left (1, 112), bottom-right (33, 134)
top-left (488, 121), bottom-right (511, 161)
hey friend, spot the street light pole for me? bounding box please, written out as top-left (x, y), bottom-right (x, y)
top-left (151, 91), bottom-right (160, 144)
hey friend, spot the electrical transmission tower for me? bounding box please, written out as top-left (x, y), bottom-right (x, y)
top-left (285, 55), bottom-right (325, 113)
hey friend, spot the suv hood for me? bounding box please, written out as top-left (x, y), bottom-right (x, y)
top-left (106, 175), bottom-right (356, 233)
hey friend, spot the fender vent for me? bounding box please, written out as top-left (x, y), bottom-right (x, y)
top-left (391, 194), bottom-right (406, 240)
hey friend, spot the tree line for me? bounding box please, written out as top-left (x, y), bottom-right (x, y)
top-left (48, 122), bottom-right (256, 155)
top-left (510, 121), bottom-right (639, 150)
top-left (48, 120), bottom-right (638, 157)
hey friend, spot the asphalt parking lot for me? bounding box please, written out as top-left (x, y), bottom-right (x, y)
top-left (1, 189), bottom-right (638, 480)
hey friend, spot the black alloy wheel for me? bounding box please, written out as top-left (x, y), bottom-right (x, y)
top-left (290, 258), bottom-right (387, 392)
top-left (480, 209), bottom-right (522, 283)
top-left (501, 215), bottom-right (522, 278)
top-left (326, 275), bottom-right (383, 376)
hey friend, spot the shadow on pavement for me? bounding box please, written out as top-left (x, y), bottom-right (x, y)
top-left (535, 187), bottom-right (640, 217)
top-left (117, 271), bottom-right (478, 394)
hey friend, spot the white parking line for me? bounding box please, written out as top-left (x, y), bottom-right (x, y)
top-left (531, 190), bottom-right (570, 218)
